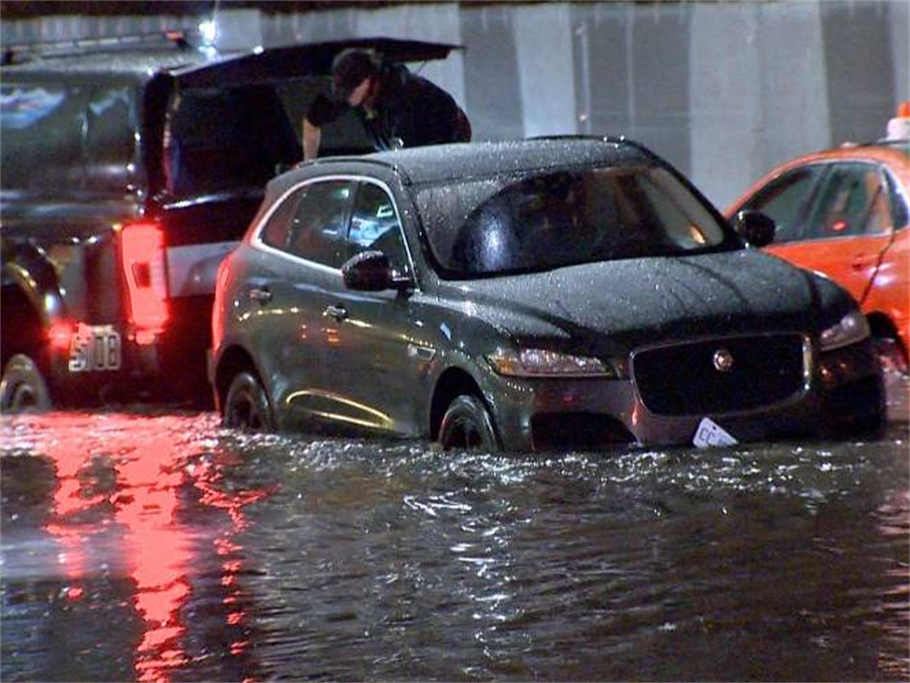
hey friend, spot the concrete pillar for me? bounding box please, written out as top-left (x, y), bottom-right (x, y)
top-left (690, 2), bottom-right (763, 208)
top-left (460, 5), bottom-right (525, 140)
top-left (756, 1), bottom-right (830, 170)
top-left (890, 1), bottom-right (909, 106)
top-left (513, 4), bottom-right (577, 137)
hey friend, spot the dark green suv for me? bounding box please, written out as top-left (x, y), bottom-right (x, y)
top-left (211, 138), bottom-right (884, 451)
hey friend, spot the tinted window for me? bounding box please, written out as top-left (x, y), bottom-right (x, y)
top-left (886, 170), bottom-right (909, 229)
top-left (808, 163), bottom-right (892, 238)
top-left (0, 82), bottom-right (88, 192)
top-left (260, 190), bottom-right (306, 251)
top-left (285, 181), bottom-right (352, 268)
top-left (743, 166), bottom-right (822, 243)
top-left (416, 164), bottom-right (734, 277)
top-left (348, 182), bottom-right (410, 275)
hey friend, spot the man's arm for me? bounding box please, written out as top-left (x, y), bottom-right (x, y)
top-left (302, 118), bottom-right (322, 161)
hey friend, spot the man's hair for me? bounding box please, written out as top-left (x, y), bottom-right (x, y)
top-left (331, 48), bottom-right (380, 101)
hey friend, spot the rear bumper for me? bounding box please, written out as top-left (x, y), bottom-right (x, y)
top-left (484, 339), bottom-right (884, 451)
top-left (46, 321), bottom-right (212, 406)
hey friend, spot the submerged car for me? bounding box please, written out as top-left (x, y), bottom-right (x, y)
top-left (211, 138), bottom-right (884, 451)
top-left (726, 136), bottom-right (909, 377)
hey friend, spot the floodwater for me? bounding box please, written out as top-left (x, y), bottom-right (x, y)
top-left (1, 405), bottom-right (908, 682)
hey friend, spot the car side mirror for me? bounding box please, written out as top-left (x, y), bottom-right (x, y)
top-left (732, 210), bottom-right (776, 248)
top-left (341, 250), bottom-right (410, 292)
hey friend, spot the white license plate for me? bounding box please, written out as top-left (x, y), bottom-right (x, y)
top-left (68, 325), bottom-right (121, 372)
top-left (692, 417), bottom-right (738, 448)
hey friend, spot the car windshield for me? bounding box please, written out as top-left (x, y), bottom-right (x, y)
top-left (415, 163), bottom-right (737, 277)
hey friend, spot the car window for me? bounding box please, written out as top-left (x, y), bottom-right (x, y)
top-left (284, 181), bottom-right (353, 268)
top-left (259, 190), bottom-right (306, 251)
top-left (0, 82), bottom-right (90, 192)
top-left (808, 163), bottom-right (893, 238)
top-left (743, 166), bottom-right (823, 243)
top-left (347, 182), bottom-right (411, 275)
top-left (885, 170), bottom-right (909, 229)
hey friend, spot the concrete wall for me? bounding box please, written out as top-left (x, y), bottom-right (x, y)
top-left (2, 1), bottom-right (908, 207)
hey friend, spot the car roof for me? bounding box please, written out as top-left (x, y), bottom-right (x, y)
top-left (725, 139), bottom-right (910, 216)
top-left (296, 137), bottom-right (655, 186)
top-left (794, 140), bottom-right (910, 169)
top-left (1, 36), bottom-right (460, 88)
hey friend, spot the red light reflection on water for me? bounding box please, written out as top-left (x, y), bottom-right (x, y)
top-left (34, 413), bottom-right (272, 683)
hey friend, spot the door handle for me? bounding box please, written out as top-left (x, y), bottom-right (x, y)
top-left (249, 287), bottom-right (272, 303)
top-left (323, 304), bottom-right (349, 322)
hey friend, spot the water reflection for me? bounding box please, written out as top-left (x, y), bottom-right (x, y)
top-left (1, 411), bottom-right (270, 682)
top-left (1, 411), bottom-right (908, 682)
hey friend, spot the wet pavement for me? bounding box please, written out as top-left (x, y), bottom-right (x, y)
top-left (1, 405), bottom-right (908, 682)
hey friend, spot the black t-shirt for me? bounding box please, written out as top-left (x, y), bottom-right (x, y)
top-left (306, 63), bottom-right (470, 152)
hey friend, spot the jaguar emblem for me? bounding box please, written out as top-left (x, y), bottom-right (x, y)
top-left (713, 348), bottom-right (735, 373)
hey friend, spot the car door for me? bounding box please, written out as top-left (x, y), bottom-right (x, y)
top-left (762, 162), bottom-right (897, 306)
top-left (251, 178), bottom-right (354, 428)
top-left (319, 179), bottom-right (428, 436)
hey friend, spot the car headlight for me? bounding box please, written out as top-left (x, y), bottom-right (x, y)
top-left (487, 348), bottom-right (620, 378)
top-left (819, 310), bottom-right (870, 351)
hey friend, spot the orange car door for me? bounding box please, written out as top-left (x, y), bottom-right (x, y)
top-left (766, 162), bottom-right (894, 306)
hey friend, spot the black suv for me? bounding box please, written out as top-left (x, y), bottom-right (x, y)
top-left (0, 33), bottom-right (456, 410)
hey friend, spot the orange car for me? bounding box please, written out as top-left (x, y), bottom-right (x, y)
top-left (727, 137), bottom-right (909, 376)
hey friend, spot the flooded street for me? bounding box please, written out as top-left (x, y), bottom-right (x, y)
top-left (1, 409), bottom-right (908, 682)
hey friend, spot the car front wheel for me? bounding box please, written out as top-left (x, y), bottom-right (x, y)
top-left (0, 353), bottom-right (51, 413)
top-left (223, 371), bottom-right (274, 431)
top-left (439, 394), bottom-right (498, 451)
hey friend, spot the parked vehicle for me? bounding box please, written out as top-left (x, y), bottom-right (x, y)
top-left (211, 138), bottom-right (884, 451)
top-left (0, 32), bottom-right (457, 411)
top-left (726, 136), bottom-right (909, 377)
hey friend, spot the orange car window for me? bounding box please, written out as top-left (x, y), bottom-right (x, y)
top-left (744, 166), bottom-right (823, 243)
top-left (809, 163), bottom-right (891, 239)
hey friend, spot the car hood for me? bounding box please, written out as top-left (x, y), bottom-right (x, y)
top-left (440, 250), bottom-right (853, 354)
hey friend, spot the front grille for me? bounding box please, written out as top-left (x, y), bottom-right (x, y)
top-left (632, 334), bottom-right (807, 416)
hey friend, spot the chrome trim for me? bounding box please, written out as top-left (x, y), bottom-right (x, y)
top-left (629, 332), bottom-right (814, 418)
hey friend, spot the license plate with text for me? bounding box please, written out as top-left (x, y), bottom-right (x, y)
top-left (68, 325), bottom-right (121, 372)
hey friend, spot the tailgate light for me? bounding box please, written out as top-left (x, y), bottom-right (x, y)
top-left (120, 222), bottom-right (169, 341)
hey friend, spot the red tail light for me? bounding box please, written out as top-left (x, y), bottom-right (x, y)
top-left (48, 322), bottom-right (75, 350)
top-left (121, 222), bottom-right (169, 341)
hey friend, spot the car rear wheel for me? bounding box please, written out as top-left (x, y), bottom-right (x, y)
top-left (439, 394), bottom-right (498, 451)
top-left (223, 371), bottom-right (273, 431)
top-left (0, 353), bottom-right (51, 413)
